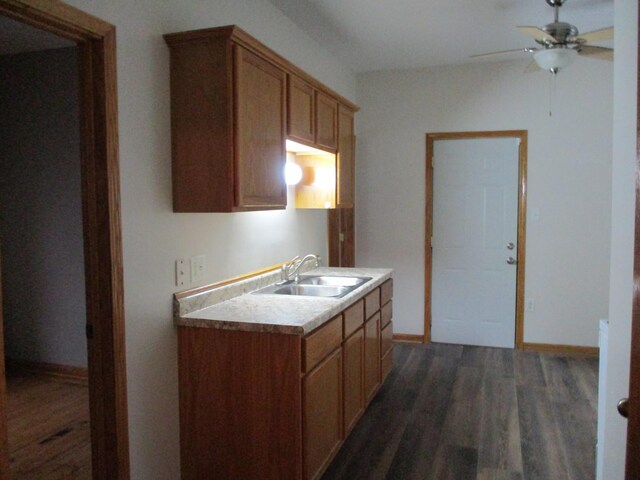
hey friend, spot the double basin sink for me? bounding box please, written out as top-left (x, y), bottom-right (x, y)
top-left (254, 275), bottom-right (372, 298)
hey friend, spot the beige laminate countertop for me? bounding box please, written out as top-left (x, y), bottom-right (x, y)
top-left (174, 267), bottom-right (393, 335)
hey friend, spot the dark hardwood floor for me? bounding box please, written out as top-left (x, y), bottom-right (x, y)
top-left (6, 372), bottom-right (91, 479)
top-left (323, 342), bottom-right (598, 480)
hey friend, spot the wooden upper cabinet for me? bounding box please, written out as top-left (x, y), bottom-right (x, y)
top-left (235, 46), bottom-right (287, 209)
top-left (288, 75), bottom-right (315, 144)
top-left (315, 92), bottom-right (338, 151)
top-left (164, 27), bottom-right (286, 212)
top-left (337, 106), bottom-right (355, 208)
top-left (164, 25), bottom-right (358, 213)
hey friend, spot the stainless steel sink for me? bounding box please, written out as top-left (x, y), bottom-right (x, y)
top-left (296, 275), bottom-right (372, 287)
top-left (253, 275), bottom-right (372, 298)
top-left (273, 284), bottom-right (349, 297)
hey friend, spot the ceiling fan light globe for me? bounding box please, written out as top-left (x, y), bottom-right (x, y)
top-left (533, 48), bottom-right (577, 72)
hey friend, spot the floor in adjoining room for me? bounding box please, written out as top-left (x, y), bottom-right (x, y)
top-left (323, 342), bottom-right (598, 480)
top-left (6, 372), bottom-right (91, 479)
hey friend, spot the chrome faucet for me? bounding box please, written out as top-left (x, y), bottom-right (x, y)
top-left (281, 254), bottom-right (320, 282)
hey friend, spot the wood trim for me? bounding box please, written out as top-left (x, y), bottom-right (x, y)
top-left (5, 358), bottom-right (89, 384)
top-left (0, 253), bottom-right (8, 479)
top-left (392, 334), bottom-right (424, 344)
top-left (626, 9), bottom-right (640, 478)
top-left (163, 25), bottom-right (359, 113)
top-left (521, 343), bottom-right (599, 357)
top-left (425, 130), bottom-right (527, 348)
top-left (0, 2), bottom-right (130, 479)
top-left (425, 135), bottom-right (433, 344)
top-left (0, 0), bottom-right (111, 40)
top-left (174, 262), bottom-right (285, 300)
top-left (327, 209), bottom-right (341, 267)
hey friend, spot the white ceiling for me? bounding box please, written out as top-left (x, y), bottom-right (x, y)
top-left (0, 15), bottom-right (74, 55)
top-left (266, 0), bottom-right (614, 72)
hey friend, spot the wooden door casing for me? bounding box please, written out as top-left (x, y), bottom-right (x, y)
top-left (0, 2), bottom-right (130, 479)
top-left (626, 9), bottom-right (640, 477)
top-left (425, 130), bottom-right (527, 347)
top-left (0, 252), bottom-right (8, 478)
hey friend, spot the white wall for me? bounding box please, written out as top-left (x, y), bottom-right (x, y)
top-left (49, 0), bottom-right (357, 477)
top-left (601, 0), bottom-right (638, 477)
top-left (356, 58), bottom-right (613, 346)
top-left (0, 47), bottom-right (87, 368)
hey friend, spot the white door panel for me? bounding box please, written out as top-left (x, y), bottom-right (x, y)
top-left (431, 138), bottom-right (519, 348)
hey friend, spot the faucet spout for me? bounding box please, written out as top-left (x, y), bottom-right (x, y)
top-left (281, 254), bottom-right (320, 282)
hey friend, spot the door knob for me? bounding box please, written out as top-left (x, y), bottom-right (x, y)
top-left (506, 257), bottom-right (517, 265)
top-left (506, 242), bottom-right (515, 250)
top-left (618, 398), bottom-right (629, 419)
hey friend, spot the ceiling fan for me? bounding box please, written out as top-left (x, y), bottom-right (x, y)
top-left (471, 0), bottom-right (613, 74)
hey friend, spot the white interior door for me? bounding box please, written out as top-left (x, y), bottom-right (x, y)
top-left (431, 137), bottom-right (519, 348)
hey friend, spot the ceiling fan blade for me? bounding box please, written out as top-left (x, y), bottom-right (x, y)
top-left (470, 47), bottom-right (536, 59)
top-left (578, 45), bottom-right (614, 61)
top-left (517, 26), bottom-right (558, 44)
top-left (574, 26), bottom-right (614, 44)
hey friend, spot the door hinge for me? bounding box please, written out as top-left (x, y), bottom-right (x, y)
top-left (85, 323), bottom-right (94, 340)
top-left (339, 232), bottom-right (345, 242)
top-left (430, 236), bottom-right (433, 248)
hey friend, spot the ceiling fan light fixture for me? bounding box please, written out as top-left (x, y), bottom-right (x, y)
top-left (533, 47), bottom-right (577, 73)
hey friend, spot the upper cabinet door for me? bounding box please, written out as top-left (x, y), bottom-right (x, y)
top-left (337, 106), bottom-right (355, 208)
top-left (288, 75), bottom-right (315, 144)
top-left (235, 46), bottom-right (287, 210)
top-left (315, 92), bottom-right (338, 151)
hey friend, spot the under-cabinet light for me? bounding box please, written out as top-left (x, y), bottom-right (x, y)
top-left (284, 162), bottom-right (303, 186)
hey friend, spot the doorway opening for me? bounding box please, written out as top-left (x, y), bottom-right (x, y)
top-left (0, 1), bottom-right (129, 479)
top-left (425, 130), bottom-right (528, 348)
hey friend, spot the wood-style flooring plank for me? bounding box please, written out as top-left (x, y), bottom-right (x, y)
top-left (5, 372), bottom-right (91, 479)
top-left (323, 343), bottom-right (598, 480)
top-left (516, 385), bottom-right (571, 480)
top-left (383, 354), bottom-right (459, 479)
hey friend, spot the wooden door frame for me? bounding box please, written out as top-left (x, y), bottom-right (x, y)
top-left (625, 7), bottom-right (640, 477)
top-left (425, 130), bottom-right (528, 347)
top-left (0, 1), bottom-right (130, 479)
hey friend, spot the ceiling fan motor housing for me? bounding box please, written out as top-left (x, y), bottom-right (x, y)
top-left (541, 22), bottom-right (579, 45)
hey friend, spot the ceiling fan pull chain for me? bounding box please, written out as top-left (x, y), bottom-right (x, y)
top-left (548, 72), bottom-right (557, 117)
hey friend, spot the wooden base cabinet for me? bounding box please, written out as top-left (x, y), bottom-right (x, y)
top-left (177, 280), bottom-right (393, 480)
top-left (343, 327), bottom-right (364, 434)
top-left (303, 348), bottom-right (343, 480)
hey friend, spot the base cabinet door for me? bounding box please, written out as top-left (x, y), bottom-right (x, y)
top-left (364, 312), bottom-right (381, 403)
top-left (303, 348), bottom-right (343, 480)
top-left (343, 328), bottom-right (364, 434)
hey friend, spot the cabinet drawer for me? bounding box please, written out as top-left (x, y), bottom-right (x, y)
top-left (364, 289), bottom-right (380, 320)
top-left (381, 321), bottom-right (393, 357)
top-left (381, 301), bottom-right (392, 328)
top-left (380, 279), bottom-right (393, 306)
top-left (343, 300), bottom-right (364, 339)
top-left (381, 346), bottom-right (393, 381)
top-left (304, 315), bottom-right (342, 373)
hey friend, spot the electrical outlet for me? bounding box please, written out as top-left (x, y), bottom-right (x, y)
top-left (175, 259), bottom-right (187, 287)
top-left (526, 298), bottom-right (534, 312)
top-left (191, 255), bottom-right (205, 283)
